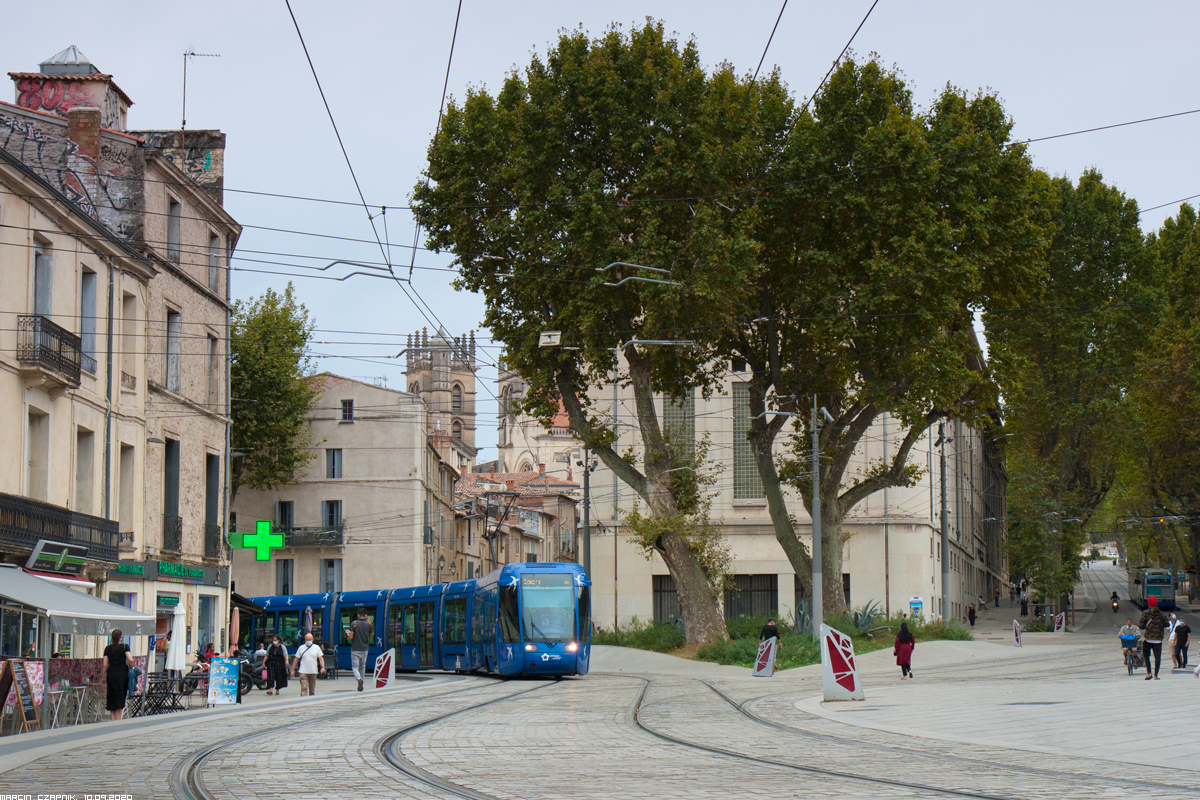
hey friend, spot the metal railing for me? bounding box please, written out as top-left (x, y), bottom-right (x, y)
top-left (283, 525), bottom-right (344, 547)
top-left (120, 371), bottom-right (137, 391)
top-left (0, 491), bottom-right (119, 562)
top-left (80, 352), bottom-right (97, 375)
top-left (204, 524), bottom-right (223, 559)
top-left (17, 315), bottom-right (81, 385)
top-left (162, 515), bottom-right (183, 552)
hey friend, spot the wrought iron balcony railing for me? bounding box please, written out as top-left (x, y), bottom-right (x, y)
top-left (0, 491), bottom-right (119, 562)
top-left (80, 352), bottom-right (97, 375)
top-left (17, 315), bottom-right (81, 385)
top-left (162, 515), bottom-right (183, 552)
top-left (204, 524), bottom-right (224, 559)
top-left (283, 525), bottom-right (344, 548)
top-left (120, 371), bottom-right (137, 391)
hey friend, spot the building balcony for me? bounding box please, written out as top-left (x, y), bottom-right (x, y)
top-left (162, 515), bottom-right (183, 552)
top-left (17, 315), bottom-right (81, 387)
top-left (204, 524), bottom-right (224, 559)
top-left (283, 525), bottom-right (344, 548)
top-left (80, 352), bottom-right (97, 375)
top-left (0, 491), bottom-right (119, 562)
top-left (120, 371), bottom-right (137, 391)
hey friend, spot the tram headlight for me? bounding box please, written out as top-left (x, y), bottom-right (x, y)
top-left (566, 642), bottom-right (578, 652)
top-left (525, 643), bottom-right (537, 652)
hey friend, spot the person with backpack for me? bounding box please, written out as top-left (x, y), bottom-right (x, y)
top-left (291, 633), bottom-right (325, 696)
top-left (894, 622), bottom-right (915, 680)
top-left (1138, 597), bottom-right (1168, 680)
top-left (348, 607), bottom-right (374, 692)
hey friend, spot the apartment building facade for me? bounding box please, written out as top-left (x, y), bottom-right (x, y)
top-left (496, 357), bottom-right (1007, 629)
top-left (2, 47), bottom-right (241, 659)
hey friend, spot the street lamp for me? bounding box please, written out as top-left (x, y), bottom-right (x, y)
top-left (437, 554), bottom-right (445, 583)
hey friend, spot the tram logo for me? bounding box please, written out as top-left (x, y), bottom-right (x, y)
top-left (540, 654), bottom-right (562, 662)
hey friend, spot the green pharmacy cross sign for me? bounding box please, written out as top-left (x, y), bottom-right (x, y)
top-left (233, 520), bottom-right (285, 561)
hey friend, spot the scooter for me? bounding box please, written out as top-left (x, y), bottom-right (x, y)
top-left (1112, 599), bottom-right (1120, 613)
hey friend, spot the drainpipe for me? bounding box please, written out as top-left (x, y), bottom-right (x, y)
top-left (223, 235), bottom-right (235, 636)
top-left (103, 261), bottom-right (115, 519)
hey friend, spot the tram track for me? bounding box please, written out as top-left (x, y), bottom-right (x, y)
top-left (699, 678), bottom-right (1200, 796)
top-left (169, 676), bottom-right (503, 800)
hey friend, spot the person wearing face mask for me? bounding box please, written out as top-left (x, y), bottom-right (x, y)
top-left (264, 635), bottom-right (289, 695)
top-left (291, 632), bottom-right (325, 697)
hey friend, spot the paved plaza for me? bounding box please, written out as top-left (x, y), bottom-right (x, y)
top-left (1, 563), bottom-right (1196, 799)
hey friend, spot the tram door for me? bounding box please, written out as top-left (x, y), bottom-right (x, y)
top-left (417, 602), bottom-right (436, 668)
top-left (399, 604), bottom-right (419, 670)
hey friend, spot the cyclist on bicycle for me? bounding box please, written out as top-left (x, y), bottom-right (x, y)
top-left (1119, 618), bottom-right (1140, 661)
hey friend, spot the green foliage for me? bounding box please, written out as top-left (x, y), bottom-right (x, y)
top-left (592, 617), bottom-right (684, 652)
top-left (230, 284), bottom-right (319, 502)
top-left (991, 171), bottom-right (1155, 602)
top-left (850, 600), bottom-right (891, 638)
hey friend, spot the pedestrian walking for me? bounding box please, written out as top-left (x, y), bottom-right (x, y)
top-left (1009, 588), bottom-right (1016, 608)
top-left (1138, 597), bottom-right (1168, 680)
top-left (968, 604), bottom-right (977, 628)
top-left (1168, 614), bottom-right (1181, 669)
top-left (1174, 617), bottom-right (1191, 669)
top-left (894, 622), bottom-right (915, 680)
top-left (264, 635), bottom-right (288, 695)
top-left (348, 607), bottom-right (374, 692)
top-left (291, 633), bottom-right (325, 696)
top-left (1020, 595), bottom-right (1028, 617)
top-left (994, 587), bottom-right (1000, 608)
top-left (102, 629), bottom-right (134, 721)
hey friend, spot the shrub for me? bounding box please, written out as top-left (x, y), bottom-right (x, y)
top-left (592, 617), bottom-right (685, 652)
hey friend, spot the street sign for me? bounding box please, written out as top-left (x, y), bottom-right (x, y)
top-left (538, 331), bottom-right (562, 347)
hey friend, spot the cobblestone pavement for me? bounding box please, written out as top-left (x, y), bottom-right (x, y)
top-left (2, 574), bottom-right (1197, 799)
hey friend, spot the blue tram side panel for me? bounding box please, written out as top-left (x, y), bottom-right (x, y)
top-left (245, 561), bottom-right (591, 677)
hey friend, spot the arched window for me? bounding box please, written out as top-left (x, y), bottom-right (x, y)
top-left (452, 384), bottom-right (463, 411)
top-left (409, 382), bottom-right (420, 394)
top-left (452, 420), bottom-right (463, 439)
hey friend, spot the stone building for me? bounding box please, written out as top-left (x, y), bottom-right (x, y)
top-left (230, 375), bottom-right (461, 596)
top-left (2, 47), bottom-right (241, 659)
top-left (496, 357), bottom-right (1007, 629)
top-left (405, 328), bottom-right (477, 474)
top-left (457, 468), bottom-right (581, 572)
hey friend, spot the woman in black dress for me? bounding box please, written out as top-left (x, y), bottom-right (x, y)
top-left (264, 635), bottom-right (289, 695)
top-left (102, 629), bottom-right (134, 720)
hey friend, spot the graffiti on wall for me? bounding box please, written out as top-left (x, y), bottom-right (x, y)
top-left (0, 110), bottom-right (138, 238)
top-left (14, 77), bottom-right (123, 129)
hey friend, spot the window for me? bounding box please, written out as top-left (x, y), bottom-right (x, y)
top-left (275, 559), bottom-right (293, 595)
top-left (207, 233), bottom-right (220, 291)
top-left (163, 438), bottom-right (180, 518)
top-left (121, 293), bottom-right (137, 384)
top-left (499, 584), bottom-right (521, 642)
top-left (409, 382), bottom-right (420, 394)
top-left (323, 500), bottom-right (342, 528)
top-left (341, 399), bottom-right (354, 421)
top-left (663, 389), bottom-right (695, 455)
top-left (842, 573), bottom-right (851, 605)
top-left (653, 575), bottom-right (680, 623)
top-left (443, 598), bottom-right (467, 644)
top-left (321, 559), bottom-right (342, 593)
top-left (275, 500), bottom-right (294, 531)
top-left (33, 246), bottom-right (52, 316)
top-left (723, 574), bottom-right (778, 619)
top-left (452, 420), bottom-right (463, 439)
top-left (165, 309), bottom-right (181, 392)
top-left (339, 607), bottom-right (377, 647)
top-left (452, 384), bottom-right (463, 411)
top-left (79, 269), bottom-right (96, 368)
top-left (732, 384), bottom-right (764, 499)
top-left (326, 449), bottom-right (343, 479)
top-left (75, 427), bottom-right (94, 514)
top-left (207, 336), bottom-right (219, 407)
top-left (167, 199), bottom-right (181, 262)
top-left (205, 454), bottom-right (220, 530)
top-left (118, 444), bottom-right (135, 538)
top-left (27, 409), bottom-right (49, 501)
top-left (731, 358), bottom-right (746, 373)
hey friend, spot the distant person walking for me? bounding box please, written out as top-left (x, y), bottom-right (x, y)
top-left (264, 635), bottom-right (288, 695)
top-left (759, 617), bottom-right (780, 643)
top-left (1173, 617), bottom-right (1190, 669)
top-left (291, 633), bottom-right (325, 696)
top-left (894, 622), bottom-right (915, 680)
top-left (994, 587), bottom-right (1000, 608)
top-left (1020, 595), bottom-right (1029, 617)
top-left (1139, 597), bottom-right (1168, 680)
top-left (348, 607), bottom-right (374, 692)
top-left (102, 629), bottom-right (134, 721)
top-left (967, 605), bottom-right (977, 628)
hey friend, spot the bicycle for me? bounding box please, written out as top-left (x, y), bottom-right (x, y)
top-left (1120, 634), bottom-right (1143, 675)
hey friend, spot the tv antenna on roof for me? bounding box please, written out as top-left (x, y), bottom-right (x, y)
top-left (182, 50), bottom-right (220, 136)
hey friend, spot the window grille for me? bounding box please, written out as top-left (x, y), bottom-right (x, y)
top-left (732, 384), bottom-right (763, 498)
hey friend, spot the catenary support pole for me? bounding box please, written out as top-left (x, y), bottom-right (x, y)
top-left (940, 422), bottom-right (950, 620)
top-left (812, 394), bottom-right (822, 648)
top-left (582, 448), bottom-right (591, 578)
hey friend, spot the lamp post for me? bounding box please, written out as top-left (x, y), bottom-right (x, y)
top-left (574, 449), bottom-right (599, 577)
top-left (935, 423), bottom-right (953, 620)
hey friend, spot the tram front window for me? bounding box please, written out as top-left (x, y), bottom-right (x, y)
top-left (521, 573), bottom-right (576, 643)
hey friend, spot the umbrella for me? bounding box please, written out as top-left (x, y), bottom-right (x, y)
top-left (229, 608), bottom-right (241, 654)
top-left (165, 604), bottom-right (187, 674)
top-left (304, 606), bottom-right (313, 638)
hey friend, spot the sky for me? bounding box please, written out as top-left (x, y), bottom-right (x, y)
top-left (4, 1), bottom-right (1199, 462)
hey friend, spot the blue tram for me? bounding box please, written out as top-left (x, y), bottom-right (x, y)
top-left (242, 562), bottom-right (590, 678)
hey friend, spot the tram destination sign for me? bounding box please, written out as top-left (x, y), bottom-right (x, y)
top-left (521, 573), bottom-right (573, 587)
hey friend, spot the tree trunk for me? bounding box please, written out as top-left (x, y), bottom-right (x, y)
top-left (753, 439), bottom-right (813, 601)
top-left (821, 491), bottom-right (848, 613)
top-left (658, 529), bottom-right (727, 644)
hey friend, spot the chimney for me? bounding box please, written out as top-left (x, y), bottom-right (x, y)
top-left (538, 463), bottom-right (545, 475)
top-left (66, 107), bottom-right (101, 160)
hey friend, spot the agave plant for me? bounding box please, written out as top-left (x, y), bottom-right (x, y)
top-left (788, 599), bottom-right (813, 635)
top-left (852, 601), bottom-right (892, 638)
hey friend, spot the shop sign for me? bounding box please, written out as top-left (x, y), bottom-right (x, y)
top-left (158, 596), bottom-right (180, 607)
top-left (26, 540), bottom-right (88, 576)
top-left (109, 559), bottom-right (229, 587)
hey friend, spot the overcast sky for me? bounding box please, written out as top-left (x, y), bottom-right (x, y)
top-left (5, 2), bottom-right (1198, 460)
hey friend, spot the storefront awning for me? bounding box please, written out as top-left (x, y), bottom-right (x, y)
top-left (230, 592), bottom-right (265, 615)
top-left (0, 565), bottom-right (155, 636)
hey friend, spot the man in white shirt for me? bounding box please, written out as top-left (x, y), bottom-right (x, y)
top-left (291, 633), bottom-right (325, 697)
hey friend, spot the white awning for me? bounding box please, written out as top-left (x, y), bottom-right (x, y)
top-left (0, 565), bottom-right (155, 636)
